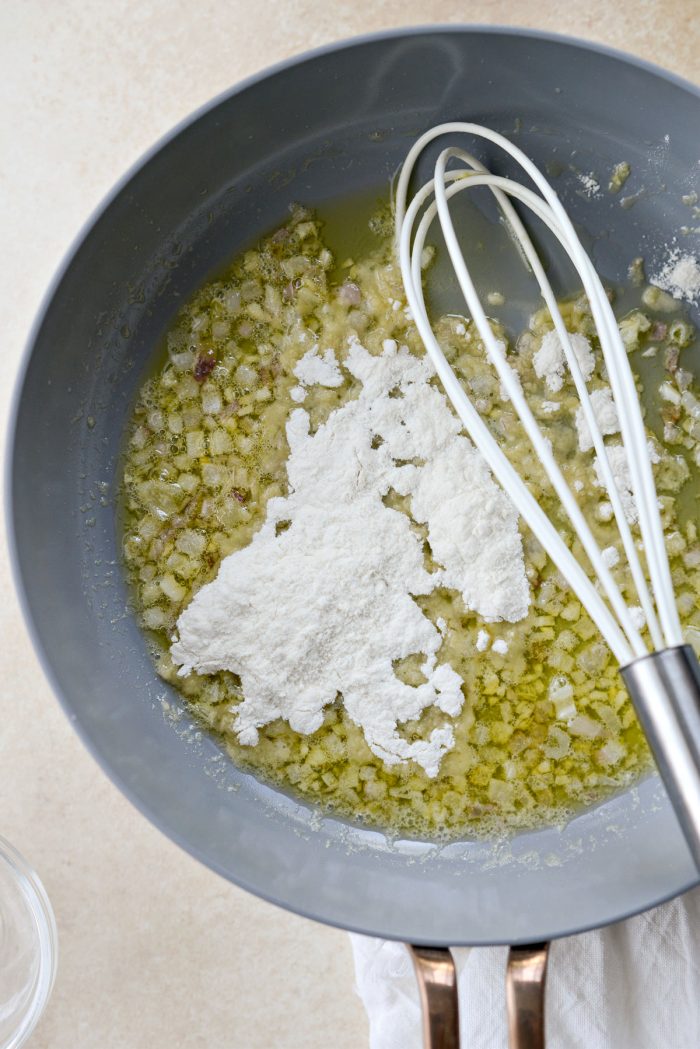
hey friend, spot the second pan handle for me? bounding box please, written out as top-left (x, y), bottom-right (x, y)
top-left (506, 942), bottom-right (550, 1049)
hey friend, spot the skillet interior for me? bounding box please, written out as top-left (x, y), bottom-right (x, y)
top-left (10, 27), bottom-right (700, 945)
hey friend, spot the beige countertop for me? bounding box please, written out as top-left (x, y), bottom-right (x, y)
top-left (2, 3), bottom-right (697, 1047)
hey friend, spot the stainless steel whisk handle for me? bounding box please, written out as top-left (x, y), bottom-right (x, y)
top-left (621, 645), bottom-right (700, 872)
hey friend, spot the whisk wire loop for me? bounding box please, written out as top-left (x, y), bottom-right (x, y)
top-left (396, 122), bottom-right (684, 662)
top-left (399, 186), bottom-right (633, 665)
top-left (431, 154), bottom-right (650, 658)
top-left (453, 156), bottom-right (665, 652)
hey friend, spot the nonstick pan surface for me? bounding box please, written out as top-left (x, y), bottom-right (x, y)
top-left (9, 27), bottom-right (700, 946)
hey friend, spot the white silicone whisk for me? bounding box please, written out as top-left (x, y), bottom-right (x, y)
top-left (396, 123), bottom-right (700, 869)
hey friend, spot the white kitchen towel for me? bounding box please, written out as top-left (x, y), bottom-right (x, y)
top-left (350, 886), bottom-right (700, 1049)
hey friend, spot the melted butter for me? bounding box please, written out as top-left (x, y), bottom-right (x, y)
top-left (120, 191), bottom-right (700, 840)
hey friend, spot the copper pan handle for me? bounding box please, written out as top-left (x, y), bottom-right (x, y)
top-left (409, 945), bottom-right (460, 1049)
top-left (506, 942), bottom-right (550, 1049)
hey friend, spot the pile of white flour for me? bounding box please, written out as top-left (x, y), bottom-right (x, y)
top-left (651, 248), bottom-right (700, 305)
top-left (171, 339), bottom-right (530, 776)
